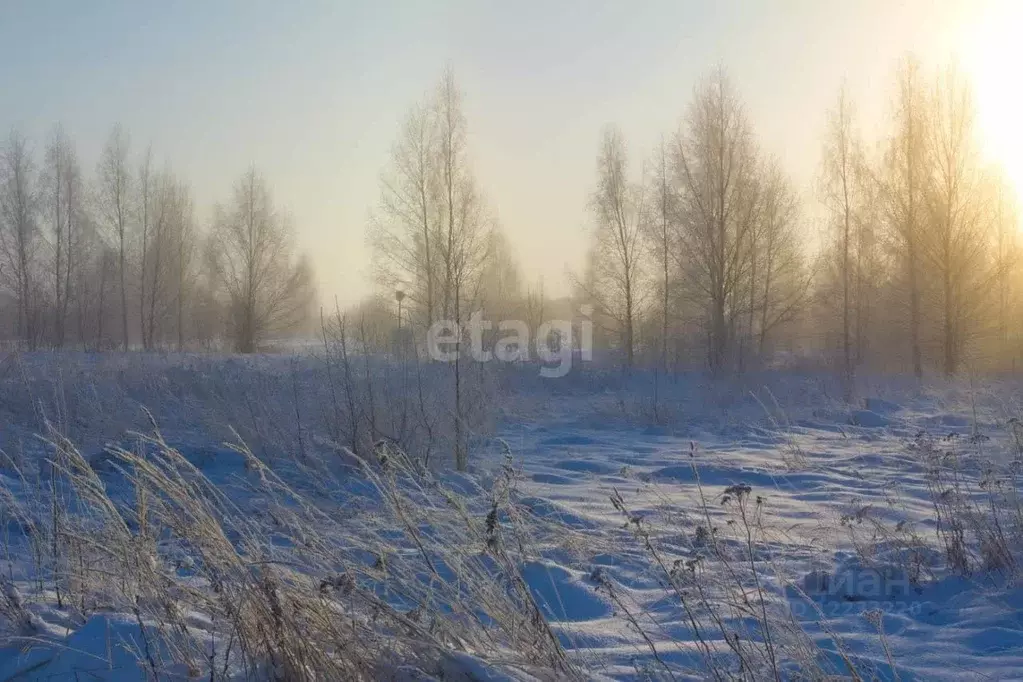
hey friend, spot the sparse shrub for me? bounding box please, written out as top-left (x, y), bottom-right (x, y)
top-left (909, 428), bottom-right (1023, 579)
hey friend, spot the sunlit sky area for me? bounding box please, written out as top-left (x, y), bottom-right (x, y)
top-left (1, 0), bottom-right (1020, 304)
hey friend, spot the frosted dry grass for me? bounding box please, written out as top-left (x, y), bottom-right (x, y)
top-left (0, 423), bottom-right (586, 680)
top-left (0, 426), bottom-right (884, 681)
top-left (0, 350), bottom-right (496, 472)
top-left (0, 354), bottom-right (1020, 679)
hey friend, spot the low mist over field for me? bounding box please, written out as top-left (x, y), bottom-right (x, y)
top-left (0, 2), bottom-right (1022, 680)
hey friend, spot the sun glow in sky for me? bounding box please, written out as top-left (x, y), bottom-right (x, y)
top-left (0, 1), bottom-right (1020, 305)
top-left (964, 0), bottom-right (1023, 201)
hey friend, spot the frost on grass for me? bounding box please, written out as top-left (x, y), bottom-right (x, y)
top-left (0, 354), bottom-right (1021, 680)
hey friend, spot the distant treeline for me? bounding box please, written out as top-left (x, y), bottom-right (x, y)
top-left (0, 126), bottom-right (314, 352)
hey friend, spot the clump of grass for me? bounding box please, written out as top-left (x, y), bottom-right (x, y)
top-left (909, 427), bottom-right (1023, 579)
top-left (0, 420), bottom-right (584, 680)
top-left (602, 442), bottom-right (868, 681)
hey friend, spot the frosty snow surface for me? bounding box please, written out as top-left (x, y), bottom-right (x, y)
top-left (0, 353), bottom-right (1020, 680)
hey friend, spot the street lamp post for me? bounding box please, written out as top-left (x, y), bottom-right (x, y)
top-left (395, 289), bottom-right (406, 332)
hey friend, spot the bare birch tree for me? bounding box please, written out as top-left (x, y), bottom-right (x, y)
top-left (172, 179), bottom-right (196, 351)
top-left (137, 146), bottom-right (153, 348)
top-left (990, 172), bottom-right (1019, 366)
top-left (648, 136), bottom-right (674, 376)
top-left (371, 98), bottom-right (440, 330)
top-left (921, 65), bottom-right (997, 375)
top-left (587, 125), bottom-right (644, 368)
top-left (434, 69), bottom-right (493, 470)
top-left (672, 68), bottom-right (761, 373)
top-left (371, 70), bottom-right (495, 469)
top-left (0, 130), bottom-right (40, 347)
top-left (754, 161), bottom-right (810, 356)
top-left (211, 168), bottom-right (314, 352)
top-left (96, 125), bottom-right (133, 351)
top-left (42, 125), bottom-right (81, 347)
top-left (144, 166), bottom-right (172, 347)
top-left (819, 87), bottom-right (864, 398)
top-left (880, 57), bottom-right (927, 378)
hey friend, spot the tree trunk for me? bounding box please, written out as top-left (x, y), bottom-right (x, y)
top-left (842, 173), bottom-right (852, 401)
top-left (120, 236), bottom-right (129, 351)
top-left (943, 255), bottom-right (956, 376)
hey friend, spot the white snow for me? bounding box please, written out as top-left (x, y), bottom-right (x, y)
top-left (0, 354), bottom-right (1021, 680)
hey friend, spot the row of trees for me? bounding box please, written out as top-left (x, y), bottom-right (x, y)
top-left (0, 126), bottom-right (314, 351)
top-left (9, 59), bottom-right (1013, 388)
top-left (370, 60), bottom-right (1022, 392)
top-left (580, 60), bottom-right (1021, 387)
top-left (580, 68), bottom-right (813, 378)
top-left (818, 61), bottom-right (1019, 386)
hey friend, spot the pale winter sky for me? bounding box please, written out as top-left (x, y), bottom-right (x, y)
top-left (1, 0), bottom-right (1020, 304)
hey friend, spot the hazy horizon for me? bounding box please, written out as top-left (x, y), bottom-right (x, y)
top-left (2, 0), bottom-right (1019, 305)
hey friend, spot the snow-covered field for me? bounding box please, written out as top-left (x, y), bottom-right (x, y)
top-left (0, 354), bottom-right (1021, 680)
top-left (500, 387), bottom-right (1023, 680)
